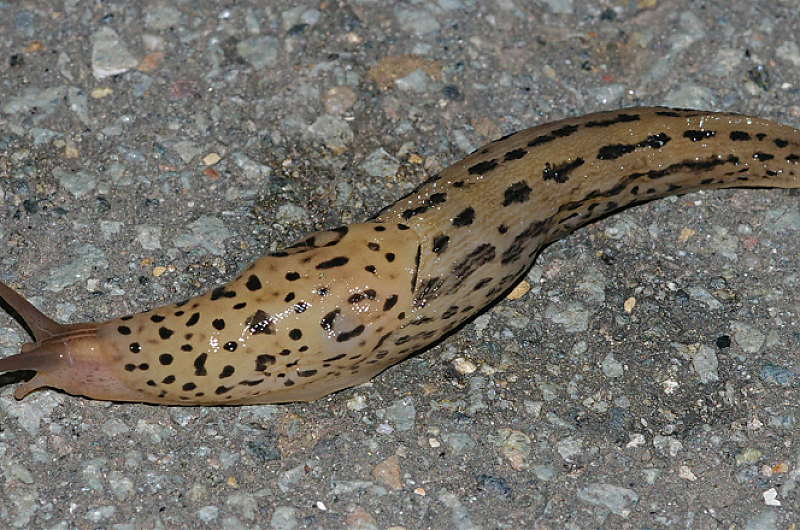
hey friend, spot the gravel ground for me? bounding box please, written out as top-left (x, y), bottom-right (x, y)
top-left (0, 1), bottom-right (799, 529)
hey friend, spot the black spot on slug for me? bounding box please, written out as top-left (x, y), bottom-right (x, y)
top-left (775, 138), bottom-right (789, 148)
top-left (224, 341), bottom-right (237, 351)
top-left (246, 310), bottom-right (274, 335)
top-left (298, 369), bottom-right (318, 378)
top-left (289, 329), bottom-right (303, 340)
top-left (286, 271), bottom-right (301, 281)
top-left (219, 365), bottom-right (235, 378)
top-left (162, 375), bottom-right (175, 384)
top-left (255, 354), bottom-right (276, 371)
top-left (186, 313), bottom-right (200, 327)
top-left (211, 286), bottom-right (236, 300)
top-left (683, 130), bottom-right (716, 142)
top-left (246, 275), bottom-right (262, 291)
top-left (117, 325), bottom-right (131, 335)
top-left (542, 158), bottom-right (584, 183)
top-left (753, 152), bottom-right (774, 161)
top-left (597, 133), bottom-right (671, 160)
top-left (383, 294), bottom-right (399, 312)
top-left (159, 327), bottom-right (174, 340)
top-left (321, 309), bottom-right (340, 331)
top-left (502, 181), bottom-right (532, 206)
top-left (194, 353), bottom-right (208, 376)
top-left (150, 314), bottom-right (165, 323)
top-left (215, 385), bottom-right (232, 395)
top-left (452, 207), bottom-right (475, 227)
top-left (432, 234), bottom-right (450, 254)
top-left (129, 342), bottom-right (141, 353)
top-left (730, 130), bottom-right (751, 141)
top-left (183, 382), bottom-right (197, 391)
top-left (159, 354), bottom-right (173, 365)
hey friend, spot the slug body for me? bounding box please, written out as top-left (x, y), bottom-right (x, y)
top-left (0, 107), bottom-right (798, 405)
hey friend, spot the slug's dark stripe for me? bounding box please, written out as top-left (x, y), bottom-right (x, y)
top-left (503, 148), bottom-right (527, 161)
top-left (527, 134), bottom-right (556, 147)
top-left (596, 133), bottom-right (671, 160)
top-left (655, 110), bottom-right (682, 117)
top-left (502, 181), bottom-right (532, 206)
top-left (403, 205), bottom-right (431, 220)
top-left (542, 158), bottom-right (585, 183)
top-left (414, 277), bottom-right (444, 307)
top-left (336, 324), bottom-right (365, 342)
top-left (551, 124), bottom-right (579, 137)
top-left (447, 244), bottom-right (496, 293)
top-left (647, 154), bottom-right (740, 179)
top-left (441, 306), bottom-right (459, 319)
top-left (501, 220), bottom-right (548, 264)
top-left (468, 159), bottom-right (498, 175)
top-left (316, 256), bottom-right (349, 269)
top-left (585, 113), bottom-right (640, 127)
top-left (683, 130), bottom-right (716, 142)
top-left (372, 332), bottom-right (393, 352)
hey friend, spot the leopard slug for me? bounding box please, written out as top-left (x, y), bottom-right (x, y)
top-left (0, 106), bottom-right (798, 405)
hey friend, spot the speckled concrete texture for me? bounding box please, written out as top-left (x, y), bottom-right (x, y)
top-left (0, 1), bottom-right (798, 529)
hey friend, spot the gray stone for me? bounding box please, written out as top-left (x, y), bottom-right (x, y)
top-left (577, 483), bottom-right (639, 518)
top-left (237, 36), bottom-right (279, 69)
top-left (92, 27), bottom-right (139, 79)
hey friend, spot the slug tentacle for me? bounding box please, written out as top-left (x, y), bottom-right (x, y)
top-left (1, 107), bottom-right (799, 405)
top-left (0, 280), bottom-right (65, 341)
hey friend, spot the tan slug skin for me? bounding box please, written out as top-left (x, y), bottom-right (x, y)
top-left (0, 106), bottom-right (798, 405)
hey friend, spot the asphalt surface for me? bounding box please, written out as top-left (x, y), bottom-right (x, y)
top-left (0, 1), bottom-right (798, 529)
